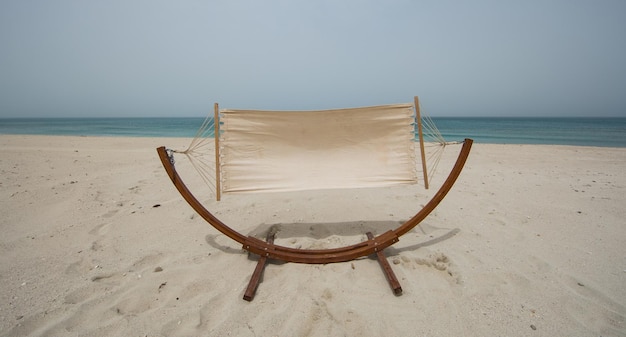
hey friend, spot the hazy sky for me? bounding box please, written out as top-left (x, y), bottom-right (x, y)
top-left (1, 0), bottom-right (625, 118)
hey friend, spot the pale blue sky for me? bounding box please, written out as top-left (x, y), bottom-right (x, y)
top-left (1, 0), bottom-right (625, 118)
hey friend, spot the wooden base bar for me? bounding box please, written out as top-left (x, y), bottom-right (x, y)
top-left (367, 232), bottom-right (403, 295)
top-left (243, 231), bottom-right (403, 301)
top-left (243, 233), bottom-right (275, 301)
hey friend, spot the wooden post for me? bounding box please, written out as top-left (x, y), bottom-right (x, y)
top-left (214, 103), bottom-right (221, 201)
top-left (414, 96), bottom-right (429, 189)
top-left (367, 232), bottom-right (402, 295)
top-left (243, 232), bottom-right (275, 301)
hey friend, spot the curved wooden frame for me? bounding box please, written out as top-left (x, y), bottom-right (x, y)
top-left (156, 138), bottom-right (472, 264)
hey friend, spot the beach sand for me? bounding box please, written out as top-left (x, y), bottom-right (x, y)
top-left (1, 134), bottom-right (625, 336)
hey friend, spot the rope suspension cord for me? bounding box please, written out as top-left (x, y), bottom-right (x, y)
top-left (414, 100), bottom-right (464, 186)
top-left (169, 110), bottom-right (219, 195)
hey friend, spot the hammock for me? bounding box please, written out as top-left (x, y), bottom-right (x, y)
top-left (219, 104), bottom-right (417, 194)
top-left (157, 96), bottom-right (472, 300)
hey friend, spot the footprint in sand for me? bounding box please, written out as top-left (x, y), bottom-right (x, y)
top-left (65, 257), bottom-right (95, 276)
top-left (100, 209), bottom-right (119, 219)
top-left (89, 222), bottom-right (111, 235)
top-left (394, 252), bottom-right (462, 284)
top-left (128, 185), bottom-right (141, 194)
top-left (62, 252), bottom-right (168, 321)
top-left (561, 276), bottom-right (626, 335)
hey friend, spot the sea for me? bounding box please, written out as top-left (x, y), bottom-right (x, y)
top-left (1, 117), bottom-right (625, 148)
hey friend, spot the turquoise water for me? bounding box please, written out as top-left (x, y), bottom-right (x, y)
top-left (1, 117), bottom-right (625, 147)
top-left (434, 117), bottom-right (626, 147)
top-left (0, 118), bottom-right (202, 138)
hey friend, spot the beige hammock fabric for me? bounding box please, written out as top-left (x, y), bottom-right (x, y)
top-left (219, 103), bottom-right (418, 194)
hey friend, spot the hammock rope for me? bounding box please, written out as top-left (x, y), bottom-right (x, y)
top-left (171, 114), bottom-right (219, 194)
top-left (414, 101), bottom-right (465, 185)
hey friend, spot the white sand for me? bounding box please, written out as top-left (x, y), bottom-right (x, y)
top-left (1, 135), bottom-right (625, 336)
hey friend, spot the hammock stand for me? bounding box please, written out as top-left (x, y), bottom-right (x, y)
top-left (156, 99), bottom-right (473, 301)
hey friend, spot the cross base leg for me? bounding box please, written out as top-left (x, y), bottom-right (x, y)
top-left (243, 231), bottom-right (403, 301)
top-left (367, 232), bottom-right (403, 295)
top-left (243, 233), bottom-right (275, 301)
